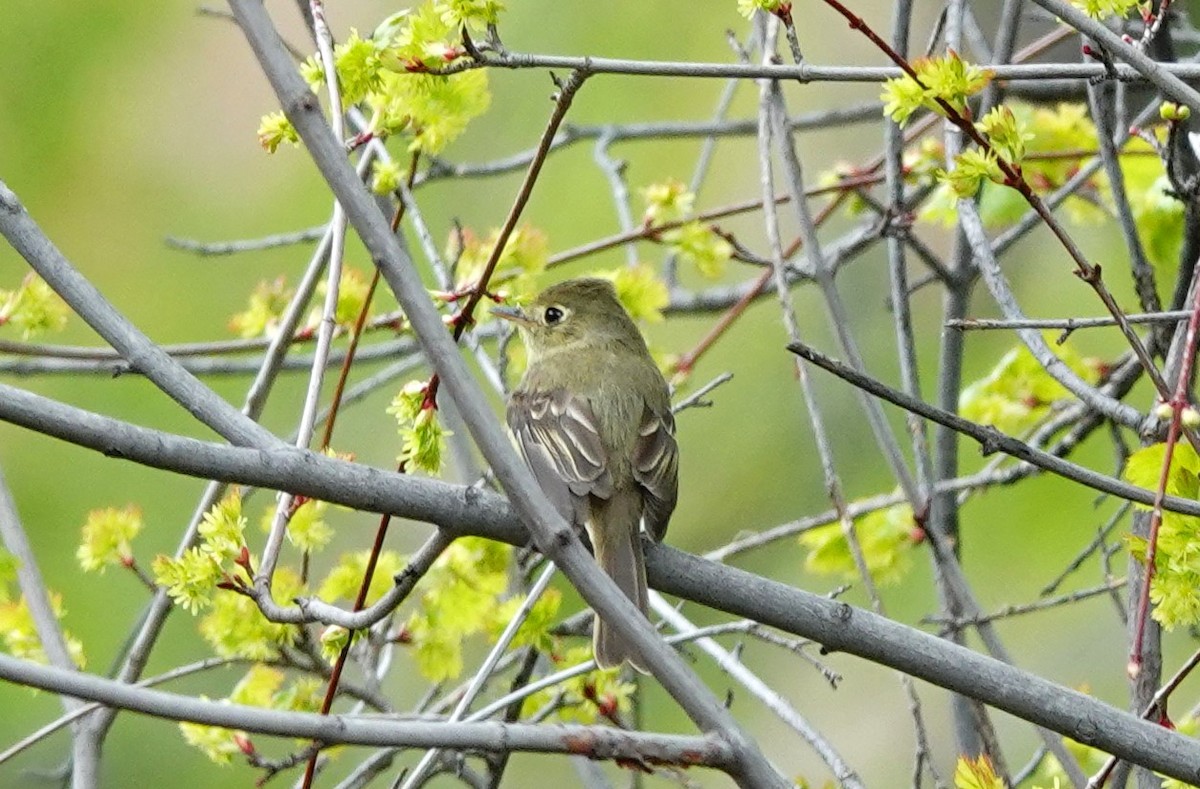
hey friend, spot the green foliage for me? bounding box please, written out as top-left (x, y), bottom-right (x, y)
top-left (371, 158), bottom-right (406, 195)
top-left (376, 3), bottom-right (465, 70)
top-left (488, 587), bottom-right (562, 653)
top-left (1126, 172), bottom-right (1185, 272)
top-left (369, 68), bottom-right (491, 154)
top-left (263, 2), bottom-right (494, 157)
top-left (404, 537), bottom-right (512, 682)
top-left (0, 273), bottom-right (69, 339)
top-left (153, 547), bottom-right (227, 615)
top-left (1123, 442), bottom-right (1200, 630)
top-left (1071, 0), bottom-right (1142, 19)
top-left (435, 0), bottom-right (505, 30)
top-left (179, 664), bottom-right (323, 764)
top-left (178, 715), bottom-right (244, 766)
top-left (453, 223), bottom-right (548, 296)
top-left (229, 277), bottom-right (294, 339)
top-left (285, 499), bottom-right (334, 553)
top-left (0, 592), bottom-right (85, 668)
top-left (798, 503), bottom-right (917, 585)
top-left (663, 221), bottom-right (733, 280)
top-left (955, 755), bottom-right (1004, 789)
top-left (318, 550), bottom-right (407, 606)
top-left (881, 52), bottom-right (992, 126)
top-left (322, 30), bottom-right (383, 107)
top-left (640, 178), bottom-right (694, 225)
top-left (259, 499), bottom-right (335, 554)
top-left (934, 105), bottom-right (1032, 204)
top-left (1011, 103), bottom-right (1109, 224)
top-left (256, 111), bottom-right (299, 154)
top-left (0, 549), bottom-right (16, 600)
top-left (912, 101), bottom-right (1184, 271)
top-left (154, 492), bottom-right (304, 659)
top-left (313, 266), bottom-right (374, 330)
top-left (198, 568), bottom-right (303, 660)
top-left (519, 645), bottom-right (637, 723)
top-left (198, 492), bottom-right (250, 562)
top-left (77, 504), bottom-right (143, 573)
top-left (319, 624), bottom-right (356, 663)
top-left (1123, 441), bottom-right (1200, 501)
top-left (736, 0), bottom-right (785, 18)
top-left (959, 339), bottom-right (1100, 435)
top-left (640, 178), bottom-right (733, 279)
top-left (940, 148), bottom-right (1005, 198)
top-left (372, 4), bottom-right (493, 153)
top-left (975, 105), bottom-right (1032, 165)
top-left (388, 380), bottom-right (453, 474)
top-left (597, 264), bottom-right (669, 323)
top-left (154, 493), bottom-right (248, 614)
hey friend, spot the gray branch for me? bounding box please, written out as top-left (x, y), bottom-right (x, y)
top-left (0, 653), bottom-right (736, 771)
top-left (4, 381), bottom-right (1200, 779)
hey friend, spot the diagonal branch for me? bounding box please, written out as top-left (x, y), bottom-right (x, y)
top-left (0, 182), bottom-right (277, 449)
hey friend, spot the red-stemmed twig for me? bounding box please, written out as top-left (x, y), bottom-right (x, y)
top-left (1087, 644), bottom-right (1200, 787)
top-left (1127, 274), bottom-right (1200, 681)
top-left (1137, 0), bottom-right (1173, 51)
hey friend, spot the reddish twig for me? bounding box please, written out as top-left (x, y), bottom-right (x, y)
top-left (1088, 645), bottom-right (1200, 787)
top-left (1128, 276), bottom-right (1200, 680)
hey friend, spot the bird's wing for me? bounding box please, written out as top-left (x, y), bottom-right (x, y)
top-left (507, 389), bottom-right (613, 526)
top-left (632, 406), bottom-right (678, 542)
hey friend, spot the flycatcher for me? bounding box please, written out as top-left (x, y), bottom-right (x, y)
top-left (493, 278), bottom-right (678, 671)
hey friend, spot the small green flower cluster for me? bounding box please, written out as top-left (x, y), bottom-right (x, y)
top-left (0, 559), bottom-right (85, 668)
top-left (641, 178), bottom-right (733, 280)
top-left (453, 223), bottom-right (548, 297)
top-left (229, 268), bottom-right (378, 340)
top-left (599, 264), bottom-right (670, 324)
top-left (1125, 442), bottom-right (1200, 630)
top-left (735, 0), bottom-right (786, 19)
top-left (799, 503), bottom-right (919, 585)
top-left (881, 52), bottom-right (993, 127)
top-left (0, 273), bottom-right (68, 339)
top-left (959, 338), bottom-right (1100, 436)
top-left (1071, 0), bottom-right (1143, 19)
top-left (901, 102), bottom-right (1183, 266)
top-left (401, 537), bottom-right (535, 682)
top-left (180, 664), bottom-right (323, 764)
top-left (388, 380), bottom-right (453, 474)
top-left (258, 1), bottom-right (493, 156)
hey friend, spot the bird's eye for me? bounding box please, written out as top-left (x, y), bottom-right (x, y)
top-left (544, 306), bottom-right (564, 325)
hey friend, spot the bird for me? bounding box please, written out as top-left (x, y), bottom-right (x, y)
top-left (492, 277), bottom-right (678, 671)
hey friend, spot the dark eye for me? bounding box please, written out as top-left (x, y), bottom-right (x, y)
top-left (544, 306), bottom-right (564, 325)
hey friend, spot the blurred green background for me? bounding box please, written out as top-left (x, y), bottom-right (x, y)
top-left (3, 1), bottom-right (1200, 786)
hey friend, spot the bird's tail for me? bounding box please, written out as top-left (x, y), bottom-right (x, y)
top-left (588, 492), bottom-right (649, 673)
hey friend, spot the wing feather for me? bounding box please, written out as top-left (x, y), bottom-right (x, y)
top-left (507, 389), bottom-right (612, 526)
top-left (632, 407), bottom-right (678, 541)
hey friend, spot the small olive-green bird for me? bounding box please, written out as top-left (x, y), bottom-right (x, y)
top-left (493, 278), bottom-right (678, 671)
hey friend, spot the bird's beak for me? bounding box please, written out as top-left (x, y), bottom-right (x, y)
top-left (490, 304), bottom-right (531, 325)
